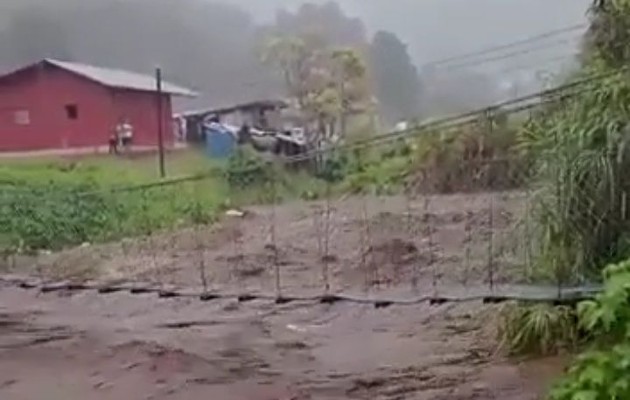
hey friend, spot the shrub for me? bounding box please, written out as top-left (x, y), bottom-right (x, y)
top-left (548, 259), bottom-right (630, 400)
top-left (317, 154), bottom-right (348, 183)
top-left (407, 116), bottom-right (527, 194)
top-left (521, 71), bottom-right (630, 281)
top-left (498, 302), bottom-right (579, 356)
top-left (225, 146), bottom-right (274, 188)
top-left (549, 344), bottom-right (630, 400)
top-left (343, 154), bottom-right (409, 195)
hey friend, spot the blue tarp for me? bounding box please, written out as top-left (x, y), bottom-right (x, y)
top-left (204, 123), bottom-right (236, 159)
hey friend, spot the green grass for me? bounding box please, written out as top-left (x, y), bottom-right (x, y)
top-left (498, 302), bottom-right (580, 356)
top-left (0, 149), bottom-right (222, 184)
top-left (0, 149), bottom-right (230, 254)
top-left (521, 68), bottom-right (630, 281)
top-left (0, 148), bottom-right (331, 256)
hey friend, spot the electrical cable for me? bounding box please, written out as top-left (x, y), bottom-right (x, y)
top-left (423, 23), bottom-right (587, 68)
top-left (438, 37), bottom-right (582, 71)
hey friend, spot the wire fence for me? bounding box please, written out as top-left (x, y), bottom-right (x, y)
top-left (1, 70), bottom-right (622, 303)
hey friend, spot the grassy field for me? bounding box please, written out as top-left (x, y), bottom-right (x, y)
top-left (0, 149), bottom-right (233, 255)
top-left (0, 148), bottom-right (223, 184)
top-left (0, 147), bottom-right (332, 256)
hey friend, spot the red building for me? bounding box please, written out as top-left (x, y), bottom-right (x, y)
top-left (0, 59), bottom-right (196, 153)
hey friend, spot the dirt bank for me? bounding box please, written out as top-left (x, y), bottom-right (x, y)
top-left (11, 192), bottom-right (528, 298)
top-left (0, 284), bottom-right (560, 400)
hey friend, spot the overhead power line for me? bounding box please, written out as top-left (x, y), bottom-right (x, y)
top-left (423, 23), bottom-right (587, 69)
top-left (277, 65), bottom-right (626, 164)
top-left (499, 53), bottom-right (580, 75)
top-left (439, 36), bottom-right (582, 71)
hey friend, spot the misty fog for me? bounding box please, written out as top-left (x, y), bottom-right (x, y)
top-left (0, 0), bottom-right (592, 119)
top-left (233, 0), bottom-right (590, 66)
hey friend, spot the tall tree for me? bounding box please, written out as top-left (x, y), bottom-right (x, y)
top-left (331, 48), bottom-right (368, 136)
top-left (260, 34), bottom-right (367, 144)
top-left (260, 35), bottom-right (327, 110)
top-left (369, 31), bottom-right (422, 124)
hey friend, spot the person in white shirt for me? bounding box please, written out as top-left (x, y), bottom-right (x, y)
top-left (116, 118), bottom-right (134, 149)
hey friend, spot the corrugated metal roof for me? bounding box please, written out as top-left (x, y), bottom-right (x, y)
top-left (45, 59), bottom-right (197, 97)
top-left (177, 99), bottom-right (288, 118)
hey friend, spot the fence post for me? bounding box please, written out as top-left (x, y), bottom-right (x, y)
top-left (484, 109), bottom-right (496, 293)
top-left (155, 67), bottom-right (166, 179)
top-left (424, 196), bottom-right (438, 297)
top-left (270, 175), bottom-right (281, 300)
top-left (322, 181), bottom-right (332, 295)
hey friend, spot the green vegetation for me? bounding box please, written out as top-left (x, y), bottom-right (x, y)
top-left (497, 259), bottom-right (630, 398)
top-left (0, 148), bottom-right (330, 256)
top-left (225, 146), bottom-right (327, 204)
top-left (498, 302), bottom-right (579, 356)
top-left (495, 2), bottom-right (630, 396)
top-left (2, 131), bottom-right (493, 256)
top-left (260, 33), bottom-right (371, 143)
top-left (0, 153), bottom-right (228, 254)
top-left (411, 113), bottom-right (526, 193)
top-left (225, 146), bottom-right (274, 189)
top-left (548, 260), bottom-right (630, 400)
top-left (521, 71), bottom-right (630, 282)
top-left (521, 0), bottom-right (630, 282)
top-left (0, 149), bottom-right (219, 182)
top-left (307, 111), bottom-right (527, 197)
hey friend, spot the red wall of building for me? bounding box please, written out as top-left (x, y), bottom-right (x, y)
top-left (0, 63), bottom-right (174, 152)
top-left (42, 66), bottom-right (114, 150)
top-left (111, 89), bottom-right (173, 148)
top-left (0, 66), bottom-right (49, 151)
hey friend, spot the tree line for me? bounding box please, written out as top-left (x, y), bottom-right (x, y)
top-left (0, 0), bottom-right (422, 125)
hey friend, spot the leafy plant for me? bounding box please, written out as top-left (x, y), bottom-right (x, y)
top-left (498, 302), bottom-right (579, 356)
top-left (0, 165), bottom-right (227, 254)
top-left (317, 153), bottom-right (349, 183)
top-left (577, 259), bottom-right (630, 343)
top-left (521, 70), bottom-right (630, 281)
top-left (225, 146), bottom-right (274, 189)
top-left (548, 259), bottom-right (630, 399)
top-left (343, 154), bottom-right (408, 195)
top-left (550, 344), bottom-right (630, 400)
top-left (407, 115), bottom-right (526, 194)
top-left (520, 0), bottom-right (630, 281)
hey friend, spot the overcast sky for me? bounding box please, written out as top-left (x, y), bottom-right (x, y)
top-left (231, 0), bottom-right (591, 70)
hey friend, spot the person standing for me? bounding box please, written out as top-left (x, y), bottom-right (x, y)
top-left (108, 132), bottom-right (118, 154)
top-left (116, 118), bottom-right (134, 151)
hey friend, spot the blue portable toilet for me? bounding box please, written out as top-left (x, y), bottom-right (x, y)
top-left (204, 122), bottom-right (236, 159)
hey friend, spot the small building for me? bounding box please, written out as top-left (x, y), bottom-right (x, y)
top-left (175, 99), bottom-right (288, 144)
top-left (0, 59), bottom-right (196, 153)
top-left (175, 99), bottom-right (311, 160)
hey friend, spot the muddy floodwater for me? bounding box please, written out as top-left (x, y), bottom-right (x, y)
top-left (0, 193), bottom-right (564, 399)
top-left (0, 285), bottom-right (565, 400)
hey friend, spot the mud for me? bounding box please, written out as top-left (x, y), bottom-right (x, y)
top-left (0, 191), bottom-right (563, 399)
top-left (12, 192), bottom-right (528, 297)
top-left (0, 285), bottom-right (560, 400)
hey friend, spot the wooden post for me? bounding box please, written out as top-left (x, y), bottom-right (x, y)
top-left (156, 67), bottom-right (166, 178)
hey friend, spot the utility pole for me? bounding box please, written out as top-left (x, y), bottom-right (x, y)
top-left (156, 67), bottom-right (166, 178)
